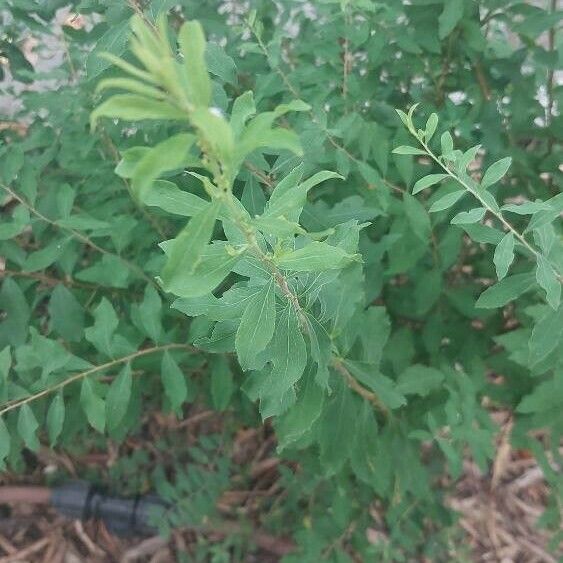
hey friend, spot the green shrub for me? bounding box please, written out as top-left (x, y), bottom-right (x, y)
top-left (0, 1), bottom-right (561, 559)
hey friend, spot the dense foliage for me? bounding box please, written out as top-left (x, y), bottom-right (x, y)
top-left (0, 0), bottom-right (561, 559)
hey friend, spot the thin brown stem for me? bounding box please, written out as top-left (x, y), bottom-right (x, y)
top-left (0, 343), bottom-right (192, 417)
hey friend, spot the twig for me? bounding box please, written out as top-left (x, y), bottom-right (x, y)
top-left (0, 538), bottom-right (50, 563)
top-left (0, 343), bottom-right (192, 416)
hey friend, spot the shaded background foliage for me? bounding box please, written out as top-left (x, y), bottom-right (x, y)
top-left (0, 0), bottom-right (561, 560)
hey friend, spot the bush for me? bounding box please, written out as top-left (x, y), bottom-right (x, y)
top-left (0, 1), bottom-right (561, 559)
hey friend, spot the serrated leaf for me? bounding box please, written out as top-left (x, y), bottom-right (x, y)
top-left (235, 279), bottom-right (276, 369)
top-left (47, 392), bottom-right (65, 446)
top-left (277, 242), bottom-right (357, 272)
top-left (493, 232), bottom-right (515, 280)
top-left (80, 378), bottom-right (106, 433)
top-left (106, 363), bottom-right (132, 431)
top-left (412, 173), bottom-right (448, 195)
top-left (429, 190), bottom-right (465, 212)
top-left (161, 352), bottom-right (188, 411)
top-left (451, 207), bottom-right (486, 224)
top-left (17, 404), bottom-right (39, 451)
top-left (536, 256), bottom-right (561, 309)
top-left (476, 273), bottom-right (535, 308)
top-left (481, 157), bottom-right (512, 189)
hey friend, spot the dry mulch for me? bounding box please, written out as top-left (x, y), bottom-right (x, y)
top-left (0, 410), bottom-right (561, 562)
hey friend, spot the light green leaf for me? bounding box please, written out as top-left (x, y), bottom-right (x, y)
top-left (206, 42), bottom-right (237, 85)
top-left (501, 201), bottom-right (552, 215)
top-left (440, 131), bottom-right (454, 156)
top-left (132, 133), bottom-right (195, 201)
top-left (47, 392), bottom-right (65, 446)
top-left (144, 180), bottom-right (209, 217)
top-left (235, 279), bottom-right (276, 369)
top-left (528, 307), bottom-right (563, 367)
top-left (476, 273), bottom-right (535, 308)
top-left (161, 352), bottom-right (188, 411)
top-left (17, 403), bottom-right (39, 451)
top-left (277, 242), bottom-right (358, 272)
top-left (424, 113), bottom-right (438, 141)
top-left (412, 173), bottom-right (448, 195)
top-left (392, 145), bottom-right (426, 156)
top-left (106, 363), bottom-right (132, 431)
top-left (80, 378), bottom-right (106, 433)
top-left (451, 207), bottom-right (486, 224)
top-left (230, 91), bottom-right (256, 136)
top-left (429, 190), bottom-right (465, 212)
top-left (91, 94), bottom-right (186, 129)
top-left (493, 233), bottom-right (515, 280)
top-left (481, 157), bottom-right (512, 189)
top-left (178, 21), bottom-right (212, 107)
top-left (536, 256), bottom-right (561, 309)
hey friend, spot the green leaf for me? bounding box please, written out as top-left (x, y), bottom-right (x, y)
top-left (144, 180), bottom-right (209, 217)
top-left (137, 285), bottom-right (162, 343)
top-left (263, 307), bottom-right (307, 401)
top-left (344, 361), bottom-right (406, 409)
top-left (178, 21), bottom-right (212, 107)
top-left (86, 21), bottom-right (130, 78)
top-left (528, 307), bottom-right (563, 367)
top-left (0, 418), bottom-right (10, 466)
top-left (210, 356), bottom-right (234, 410)
top-left (481, 157), bottom-right (512, 189)
top-left (84, 298), bottom-right (118, 357)
top-left (91, 94), bottom-right (186, 129)
top-left (424, 113), bottom-right (438, 141)
top-left (517, 372), bottom-right (563, 414)
top-left (161, 352), bottom-right (188, 411)
top-left (206, 42), bottom-right (237, 85)
top-left (493, 233), bottom-right (515, 280)
top-left (451, 207), bottom-right (486, 224)
top-left (440, 131), bottom-right (454, 156)
top-left (106, 363), bottom-right (132, 431)
top-left (318, 382), bottom-right (356, 474)
top-left (476, 273), bottom-right (535, 308)
top-left (412, 173), bottom-right (448, 195)
top-left (17, 404), bottom-right (39, 451)
top-left (536, 256), bottom-right (561, 309)
top-left (392, 145), bottom-right (426, 155)
top-left (429, 190), bottom-right (465, 212)
top-left (396, 365), bottom-right (444, 397)
top-left (438, 0), bottom-right (464, 39)
top-left (277, 242), bottom-right (358, 272)
top-left (80, 378), bottom-right (106, 433)
top-left (48, 285), bottom-right (85, 342)
top-left (132, 133), bottom-right (195, 201)
top-left (404, 192), bottom-right (431, 241)
top-left (235, 279), bottom-right (276, 369)
top-left (160, 200), bottom-right (220, 294)
top-left (230, 91), bottom-right (256, 136)
top-left (0, 278), bottom-right (30, 347)
top-left (501, 201), bottom-right (552, 215)
top-left (276, 367), bottom-right (325, 449)
top-left (47, 392), bottom-right (65, 446)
